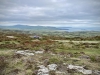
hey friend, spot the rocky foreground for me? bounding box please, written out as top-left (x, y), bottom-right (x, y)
top-left (0, 50), bottom-right (100, 75)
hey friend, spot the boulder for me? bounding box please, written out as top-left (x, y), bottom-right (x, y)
top-left (67, 64), bottom-right (92, 74)
top-left (37, 65), bottom-right (49, 75)
top-left (37, 64), bottom-right (57, 75)
top-left (48, 64), bottom-right (57, 71)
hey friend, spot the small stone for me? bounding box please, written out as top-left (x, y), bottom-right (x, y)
top-left (50, 53), bottom-right (56, 56)
top-left (63, 63), bottom-right (67, 65)
top-left (56, 71), bottom-right (66, 75)
top-left (26, 53), bottom-right (34, 56)
top-left (48, 64), bottom-right (57, 71)
top-left (15, 50), bottom-right (34, 56)
top-left (35, 51), bottom-right (44, 54)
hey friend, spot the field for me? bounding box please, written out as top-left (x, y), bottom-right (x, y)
top-left (0, 29), bottom-right (100, 75)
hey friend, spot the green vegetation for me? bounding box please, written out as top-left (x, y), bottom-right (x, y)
top-left (49, 57), bottom-right (63, 64)
top-left (0, 29), bottom-right (100, 75)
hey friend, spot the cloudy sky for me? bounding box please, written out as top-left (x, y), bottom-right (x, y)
top-left (0, 0), bottom-right (100, 27)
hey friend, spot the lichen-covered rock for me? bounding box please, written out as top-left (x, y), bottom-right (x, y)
top-left (15, 50), bottom-right (34, 56)
top-left (37, 65), bottom-right (49, 75)
top-left (37, 64), bottom-right (57, 75)
top-left (48, 64), bottom-right (57, 71)
top-left (67, 64), bottom-right (92, 74)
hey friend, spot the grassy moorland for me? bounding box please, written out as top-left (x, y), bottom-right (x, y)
top-left (0, 29), bottom-right (100, 75)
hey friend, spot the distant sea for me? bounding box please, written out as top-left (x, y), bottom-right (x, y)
top-left (66, 27), bottom-right (100, 32)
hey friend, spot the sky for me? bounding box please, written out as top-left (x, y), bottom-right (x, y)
top-left (0, 0), bottom-right (100, 27)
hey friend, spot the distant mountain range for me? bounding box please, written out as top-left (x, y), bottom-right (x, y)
top-left (0, 25), bottom-right (100, 32)
top-left (0, 25), bottom-right (60, 31)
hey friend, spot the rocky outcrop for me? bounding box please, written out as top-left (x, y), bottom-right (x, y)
top-left (37, 64), bottom-right (57, 75)
top-left (37, 65), bottom-right (49, 75)
top-left (67, 64), bottom-right (92, 74)
top-left (15, 50), bottom-right (44, 56)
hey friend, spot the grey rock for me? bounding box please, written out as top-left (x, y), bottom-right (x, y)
top-left (37, 64), bottom-right (57, 75)
top-left (48, 64), bottom-right (57, 71)
top-left (79, 54), bottom-right (90, 59)
top-left (67, 64), bottom-right (92, 74)
top-left (37, 65), bottom-right (49, 75)
top-left (35, 51), bottom-right (44, 54)
top-left (16, 50), bottom-right (34, 56)
top-left (93, 70), bottom-right (100, 75)
top-left (56, 71), bottom-right (66, 75)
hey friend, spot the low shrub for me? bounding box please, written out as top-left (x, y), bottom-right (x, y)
top-left (48, 57), bottom-right (63, 64)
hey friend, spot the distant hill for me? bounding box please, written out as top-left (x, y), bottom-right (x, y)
top-left (0, 25), bottom-right (100, 32)
top-left (0, 25), bottom-right (60, 31)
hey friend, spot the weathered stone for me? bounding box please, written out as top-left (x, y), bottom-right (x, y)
top-left (15, 50), bottom-right (34, 56)
top-left (48, 64), bottom-right (57, 71)
top-left (93, 70), bottom-right (100, 75)
top-left (56, 71), bottom-right (66, 75)
top-left (35, 51), bottom-right (44, 54)
top-left (67, 64), bottom-right (92, 74)
top-left (37, 65), bottom-right (49, 75)
top-left (37, 64), bottom-right (57, 75)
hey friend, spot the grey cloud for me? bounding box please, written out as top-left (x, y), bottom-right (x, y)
top-left (0, 0), bottom-right (100, 27)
